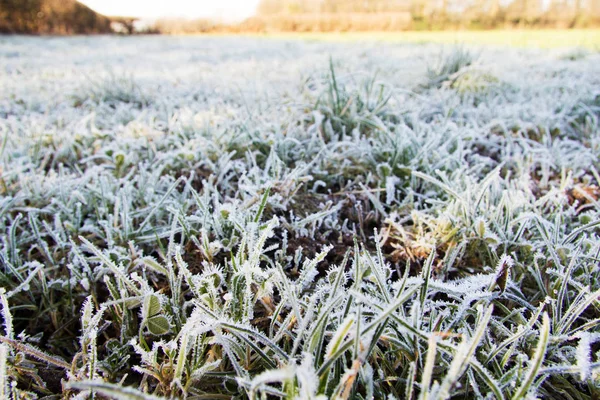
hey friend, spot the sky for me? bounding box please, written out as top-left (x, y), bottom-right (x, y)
top-left (79, 0), bottom-right (261, 21)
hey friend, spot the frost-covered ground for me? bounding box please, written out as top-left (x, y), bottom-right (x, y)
top-left (0, 36), bottom-right (599, 399)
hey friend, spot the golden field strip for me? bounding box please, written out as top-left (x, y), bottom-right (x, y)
top-left (223, 29), bottom-right (600, 49)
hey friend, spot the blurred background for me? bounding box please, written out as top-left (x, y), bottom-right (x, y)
top-left (1, 0), bottom-right (599, 35)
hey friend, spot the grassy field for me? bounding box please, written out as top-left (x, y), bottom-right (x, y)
top-left (0, 36), bottom-right (599, 399)
top-left (254, 29), bottom-right (600, 49)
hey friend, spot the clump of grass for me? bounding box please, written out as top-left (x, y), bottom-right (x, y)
top-left (71, 71), bottom-right (151, 108)
top-left (423, 47), bottom-right (477, 89)
top-left (559, 47), bottom-right (591, 61)
top-left (449, 69), bottom-right (500, 94)
top-left (309, 59), bottom-right (393, 141)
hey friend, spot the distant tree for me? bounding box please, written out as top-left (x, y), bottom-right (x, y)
top-left (0, 0), bottom-right (112, 34)
top-left (256, 0), bottom-right (281, 14)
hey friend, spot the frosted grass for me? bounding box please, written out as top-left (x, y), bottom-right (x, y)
top-left (0, 36), bottom-right (599, 399)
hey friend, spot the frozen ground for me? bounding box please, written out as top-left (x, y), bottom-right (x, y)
top-left (0, 36), bottom-right (599, 398)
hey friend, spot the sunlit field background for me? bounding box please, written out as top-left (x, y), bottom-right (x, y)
top-left (1, 33), bottom-right (599, 399)
top-left (258, 29), bottom-right (600, 49)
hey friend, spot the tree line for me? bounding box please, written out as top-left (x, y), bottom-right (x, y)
top-left (250, 0), bottom-right (600, 30)
top-left (153, 0), bottom-right (600, 33)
